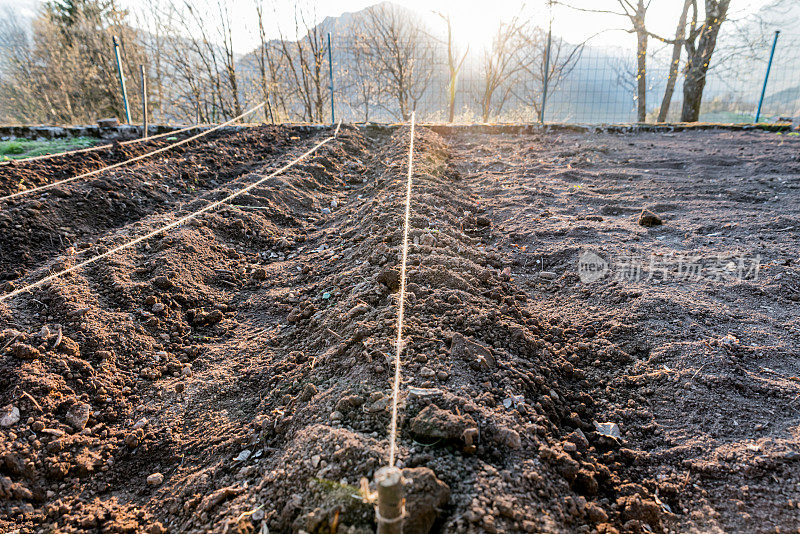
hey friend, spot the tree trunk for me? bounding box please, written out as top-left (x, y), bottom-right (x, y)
top-left (657, 0), bottom-right (691, 122)
top-left (399, 88), bottom-right (409, 121)
top-left (446, 18), bottom-right (456, 123)
top-left (681, 0), bottom-right (731, 122)
top-left (635, 29), bottom-right (647, 122)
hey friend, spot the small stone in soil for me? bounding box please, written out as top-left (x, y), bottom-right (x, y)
top-left (0, 405), bottom-right (20, 427)
top-left (65, 402), bottom-right (91, 431)
top-left (419, 366), bottom-right (435, 379)
top-left (594, 421), bottom-right (621, 439)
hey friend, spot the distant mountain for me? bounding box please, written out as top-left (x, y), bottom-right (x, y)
top-left (748, 0), bottom-right (800, 31)
top-left (6, 0), bottom-right (796, 123)
top-left (0, 0), bottom-right (40, 21)
top-left (235, 1), bottom-right (641, 123)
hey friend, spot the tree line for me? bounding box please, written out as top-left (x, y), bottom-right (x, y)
top-left (0, 0), bottom-right (763, 125)
top-left (567, 0), bottom-right (733, 122)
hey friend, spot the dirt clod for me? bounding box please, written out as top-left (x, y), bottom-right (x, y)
top-left (450, 332), bottom-right (495, 368)
top-left (402, 467), bottom-right (450, 534)
top-left (410, 404), bottom-right (476, 443)
top-left (199, 486), bottom-right (243, 513)
top-left (152, 275), bottom-right (173, 290)
top-left (638, 208), bottom-right (663, 227)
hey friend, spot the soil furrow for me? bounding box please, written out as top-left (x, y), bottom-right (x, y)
top-left (0, 127), bottom-right (322, 282)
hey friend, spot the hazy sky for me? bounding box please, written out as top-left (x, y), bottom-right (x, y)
top-left (4, 0), bottom-right (780, 54)
top-left (133, 0), bottom-right (777, 53)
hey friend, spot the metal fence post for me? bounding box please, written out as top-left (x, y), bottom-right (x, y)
top-left (140, 65), bottom-right (148, 138)
top-left (540, 27), bottom-right (552, 124)
top-left (112, 36), bottom-right (131, 124)
top-left (328, 32), bottom-right (335, 125)
top-left (755, 30), bottom-right (780, 123)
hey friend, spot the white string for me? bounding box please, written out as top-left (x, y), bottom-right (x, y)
top-left (374, 503), bottom-right (406, 525)
top-left (0, 123), bottom-right (342, 303)
top-left (1, 123), bottom-right (203, 166)
top-left (388, 111), bottom-right (415, 467)
top-left (0, 102), bottom-right (265, 204)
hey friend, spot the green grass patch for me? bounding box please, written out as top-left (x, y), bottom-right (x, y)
top-left (0, 137), bottom-right (101, 160)
top-left (312, 478), bottom-right (362, 496)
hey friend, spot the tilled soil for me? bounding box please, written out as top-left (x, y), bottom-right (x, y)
top-left (0, 125), bottom-right (798, 534)
top-left (0, 127), bottom-right (313, 278)
top-left (450, 128), bottom-right (800, 534)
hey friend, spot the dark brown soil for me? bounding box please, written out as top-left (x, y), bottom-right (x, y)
top-left (0, 125), bottom-right (798, 534)
top-left (0, 127), bottom-right (313, 280)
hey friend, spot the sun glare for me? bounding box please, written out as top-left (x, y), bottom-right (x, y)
top-left (445, 6), bottom-right (504, 53)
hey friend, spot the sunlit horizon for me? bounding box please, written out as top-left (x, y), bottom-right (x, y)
top-left (2, 0), bottom-right (780, 55)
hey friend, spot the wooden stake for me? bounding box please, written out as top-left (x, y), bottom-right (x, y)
top-left (375, 466), bottom-right (404, 534)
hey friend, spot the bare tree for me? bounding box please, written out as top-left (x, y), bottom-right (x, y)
top-left (514, 28), bottom-right (585, 120)
top-left (150, 2), bottom-right (224, 122)
top-left (254, 2), bottom-right (276, 122)
top-left (0, 0), bottom-right (145, 124)
top-left (135, 0), bottom-right (246, 123)
top-left (358, 3), bottom-right (434, 121)
top-left (559, 0), bottom-right (652, 122)
top-left (437, 13), bottom-right (468, 123)
top-left (346, 35), bottom-right (382, 122)
top-left (182, 1), bottom-right (231, 121)
top-left (656, 0), bottom-right (692, 122)
top-left (217, 1), bottom-right (242, 118)
top-left (680, 0), bottom-right (732, 122)
top-left (0, 10), bottom-right (42, 122)
top-left (274, 4), bottom-right (328, 122)
top-left (611, 55), bottom-right (638, 99)
top-left (620, 0), bottom-right (650, 122)
top-left (474, 15), bottom-right (530, 122)
top-left (132, 7), bottom-right (166, 121)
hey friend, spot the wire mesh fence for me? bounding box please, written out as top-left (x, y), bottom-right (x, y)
top-left (324, 31), bottom-right (800, 125)
top-left (5, 0), bottom-right (796, 127)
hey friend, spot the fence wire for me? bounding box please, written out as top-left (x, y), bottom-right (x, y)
top-left (319, 32), bottom-right (800, 124)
